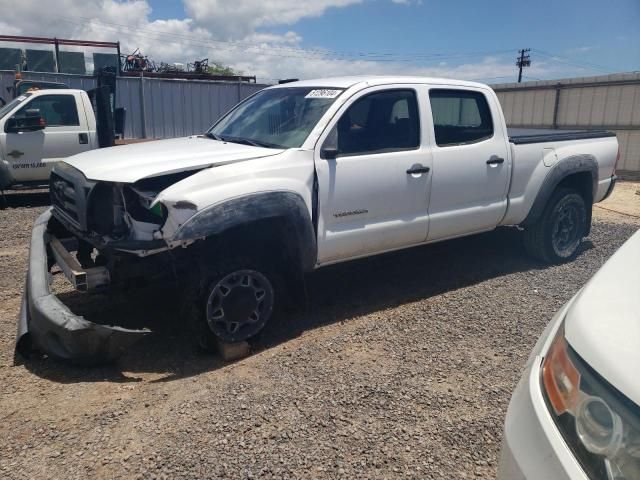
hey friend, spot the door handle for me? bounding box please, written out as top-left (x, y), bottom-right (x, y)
top-left (78, 133), bottom-right (88, 145)
top-left (486, 156), bottom-right (505, 165)
top-left (406, 165), bottom-right (430, 175)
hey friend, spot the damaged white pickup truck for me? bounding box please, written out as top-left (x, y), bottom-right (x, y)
top-left (16, 76), bottom-right (619, 364)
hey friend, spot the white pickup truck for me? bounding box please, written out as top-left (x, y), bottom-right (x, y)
top-left (0, 87), bottom-right (118, 201)
top-left (16, 76), bottom-right (619, 363)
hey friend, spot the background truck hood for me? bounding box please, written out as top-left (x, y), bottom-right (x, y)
top-left (565, 229), bottom-right (640, 405)
top-left (65, 136), bottom-right (283, 183)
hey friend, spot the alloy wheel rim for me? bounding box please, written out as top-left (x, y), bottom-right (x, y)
top-left (552, 203), bottom-right (581, 257)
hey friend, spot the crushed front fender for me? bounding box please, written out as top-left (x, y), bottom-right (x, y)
top-left (15, 209), bottom-right (149, 365)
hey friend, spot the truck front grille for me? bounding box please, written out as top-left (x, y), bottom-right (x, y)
top-left (50, 172), bottom-right (80, 224)
top-left (49, 164), bottom-right (95, 231)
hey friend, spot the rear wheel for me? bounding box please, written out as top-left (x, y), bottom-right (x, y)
top-left (523, 188), bottom-right (587, 264)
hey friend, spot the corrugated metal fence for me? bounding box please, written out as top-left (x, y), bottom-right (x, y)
top-left (492, 72), bottom-right (640, 176)
top-left (4, 69), bottom-right (638, 174)
top-left (0, 70), bottom-right (267, 140)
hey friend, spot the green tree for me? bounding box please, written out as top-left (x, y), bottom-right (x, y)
top-left (207, 62), bottom-right (241, 76)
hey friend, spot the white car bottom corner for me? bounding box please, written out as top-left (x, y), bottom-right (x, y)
top-left (498, 357), bottom-right (589, 480)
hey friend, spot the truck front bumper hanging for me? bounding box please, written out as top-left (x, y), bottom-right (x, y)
top-left (15, 209), bottom-right (149, 365)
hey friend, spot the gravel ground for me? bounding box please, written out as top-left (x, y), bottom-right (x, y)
top-left (0, 187), bottom-right (638, 480)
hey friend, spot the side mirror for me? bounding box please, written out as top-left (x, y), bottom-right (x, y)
top-left (5, 110), bottom-right (46, 133)
top-left (321, 126), bottom-right (339, 159)
top-left (321, 147), bottom-right (338, 160)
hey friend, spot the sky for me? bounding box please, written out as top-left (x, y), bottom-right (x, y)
top-left (0, 0), bottom-right (638, 84)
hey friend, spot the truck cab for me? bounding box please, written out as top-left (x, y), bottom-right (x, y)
top-left (0, 89), bottom-right (98, 192)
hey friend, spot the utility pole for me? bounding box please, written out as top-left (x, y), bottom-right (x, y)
top-left (516, 48), bottom-right (531, 83)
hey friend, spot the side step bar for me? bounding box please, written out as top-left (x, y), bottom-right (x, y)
top-left (49, 236), bottom-right (110, 291)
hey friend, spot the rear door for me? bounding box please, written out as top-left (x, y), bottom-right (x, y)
top-left (3, 92), bottom-right (91, 184)
top-left (426, 87), bottom-right (510, 241)
top-left (314, 85), bottom-right (432, 264)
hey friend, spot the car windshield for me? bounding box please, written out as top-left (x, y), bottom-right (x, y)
top-left (207, 87), bottom-right (344, 149)
top-left (0, 93), bottom-right (32, 120)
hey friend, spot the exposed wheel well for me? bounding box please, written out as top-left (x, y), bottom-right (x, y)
top-left (195, 216), bottom-right (306, 303)
top-left (557, 171), bottom-right (593, 205)
top-left (211, 217), bottom-right (302, 264)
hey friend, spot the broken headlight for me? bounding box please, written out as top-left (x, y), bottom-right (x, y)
top-left (541, 326), bottom-right (640, 479)
top-left (124, 185), bottom-right (167, 224)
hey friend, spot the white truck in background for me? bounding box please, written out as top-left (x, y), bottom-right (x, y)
top-left (16, 76), bottom-right (619, 364)
top-left (0, 90), bottom-right (98, 191)
top-left (0, 82), bottom-right (124, 203)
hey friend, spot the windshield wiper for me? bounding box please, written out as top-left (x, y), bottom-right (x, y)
top-left (221, 136), bottom-right (280, 149)
top-left (205, 132), bottom-right (224, 141)
top-left (205, 133), bottom-right (281, 149)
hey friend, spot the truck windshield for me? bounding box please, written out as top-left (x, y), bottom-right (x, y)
top-left (207, 87), bottom-right (344, 149)
top-left (0, 93), bottom-right (32, 120)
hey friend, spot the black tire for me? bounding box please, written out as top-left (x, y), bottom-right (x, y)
top-left (523, 188), bottom-right (588, 264)
top-left (194, 255), bottom-right (278, 350)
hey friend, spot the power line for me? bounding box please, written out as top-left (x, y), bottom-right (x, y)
top-left (53, 13), bottom-right (514, 64)
top-left (471, 75), bottom-right (516, 82)
top-left (532, 49), bottom-right (612, 73)
top-left (56, 16), bottom-right (406, 63)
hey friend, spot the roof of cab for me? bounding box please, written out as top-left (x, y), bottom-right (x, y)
top-left (21, 88), bottom-right (82, 95)
top-left (267, 76), bottom-right (489, 90)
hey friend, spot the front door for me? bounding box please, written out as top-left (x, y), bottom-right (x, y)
top-left (315, 86), bottom-right (432, 264)
top-left (3, 93), bottom-right (91, 184)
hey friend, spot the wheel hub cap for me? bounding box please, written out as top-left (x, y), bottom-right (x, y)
top-left (206, 270), bottom-right (274, 342)
top-left (552, 204), bottom-right (580, 256)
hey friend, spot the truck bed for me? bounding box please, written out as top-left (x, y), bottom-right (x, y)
top-left (508, 128), bottom-right (616, 145)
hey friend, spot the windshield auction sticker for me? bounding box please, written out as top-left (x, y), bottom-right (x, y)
top-left (305, 89), bottom-right (342, 99)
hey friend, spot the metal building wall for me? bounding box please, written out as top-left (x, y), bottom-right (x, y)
top-left (493, 72), bottom-right (640, 176)
top-left (0, 70), bottom-right (267, 140)
top-left (137, 78), bottom-right (264, 139)
top-left (0, 70), bottom-right (98, 92)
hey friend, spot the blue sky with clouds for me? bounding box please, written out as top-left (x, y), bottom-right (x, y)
top-left (144, 0), bottom-right (639, 82)
top-left (1, 0), bottom-right (638, 83)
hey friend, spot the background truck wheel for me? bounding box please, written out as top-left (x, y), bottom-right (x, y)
top-left (523, 187), bottom-right (588, 264)
top-left (195, 257), bottom-right (277, 350)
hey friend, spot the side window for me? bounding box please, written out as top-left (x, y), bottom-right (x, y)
top-left (429, 89), bottom-right (493, 147)
top-left (331, 89), bottom-right (419, 156)
top-left (13, 94), bottom-right (79, 127)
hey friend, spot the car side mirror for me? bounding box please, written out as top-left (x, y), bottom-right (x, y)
top-left (5, 110), bottom-right (46, 133)
top-left (321, 147), bottom-right (338, 160)
top-left (321, 126), bottom-right (339, 159)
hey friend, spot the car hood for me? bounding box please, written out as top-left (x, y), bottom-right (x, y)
top-left (565, 229), bottom-right (640, 405)
top-left (64, 136), bottom-right (284, 183)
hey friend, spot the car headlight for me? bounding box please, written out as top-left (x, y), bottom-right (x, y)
top-left (541, 325), bottom-right (640, 479)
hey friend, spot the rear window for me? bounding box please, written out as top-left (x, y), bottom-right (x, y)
top-left (429, 89), bottom-right (493, 146)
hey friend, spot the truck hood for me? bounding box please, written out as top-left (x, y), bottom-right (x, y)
top-left (565, 229), bottom-right (640, 405)
top-left (64, 136), bottom-right (284, 183)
